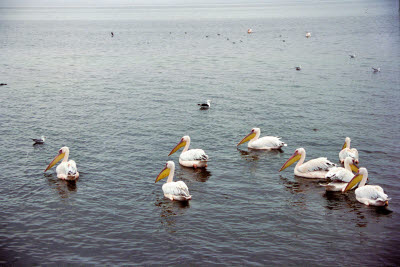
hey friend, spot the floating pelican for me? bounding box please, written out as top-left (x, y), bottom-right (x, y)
top-left (44, 146), bottom-right (79, 180)
top-left (32, 136), bottom-right (46, 144)
top-left (197, 100), bottom-right (211, 109)
top-left (169, 136), bottom-right (208, 168)
top-left (339, 137), bottom-right (359, 164)
top-left (279, 148), bottom-right (336, 178)
top-left (155, 161), bottom-right (191, 201)
top-left (320, 157), bottom-right (359, 191)
top-left (343, 167), bottom-right (389, 206)
top-left (305, 32), bottom-right (311, 38)
top-left (237, 128), bottom-right (287, 150)
top-left (372, 67), bottom-right (380, 72)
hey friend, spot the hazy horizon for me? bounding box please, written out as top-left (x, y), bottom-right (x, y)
top-left (0, 0), bottom-right (385, 8)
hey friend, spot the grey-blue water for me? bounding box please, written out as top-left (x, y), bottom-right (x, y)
top-left (1, 1), bottom-right (400, 265)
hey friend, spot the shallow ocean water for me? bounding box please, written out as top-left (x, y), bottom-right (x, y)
top-left (1, 1), bottom-right (400, 265)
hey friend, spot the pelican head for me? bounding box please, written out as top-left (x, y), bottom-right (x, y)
top-left (344, 156), bottom-right (359, 172)
top-left (237, 128), bottom-right (260, 146)
top-left (342, 167), bottom-right (367, 192)
top-left (155, 161), bottom-right (175, 183)
top-left (279, 148), bottom-right (304, 172)
top-left (169, 136), bottom-right (190, 156)
top-left (342, 137), bottom-right (351, 149)
top-left (44, 146), bottom-right (69, 172)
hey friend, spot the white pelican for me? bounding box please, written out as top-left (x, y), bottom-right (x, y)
top-left (305, 32), bottom-right (311, 38)
top-left (197, 100), bottom-right (211, 109)
top-left (279, 148), bottom-right (336, 178)
top-left (343, 167), bottom-right (389, 206)
top-left (339, 137), bottom-right (359, 164)
top-left (32, 136), bottom-right (46, 144)
top-left (168, 136), bottom-right (208, 168)
top-left (320, 157), bottom-right (359, 191)
top-left (44, 146), bottom-right (79, 180)
top-left (155, 161), bottom-right (191, 201)
top-left (237, 128), bottom-right (287, 150)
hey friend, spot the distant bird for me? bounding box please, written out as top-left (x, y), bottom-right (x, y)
top-left (185, 32), bottom-right (187, 34)
top-left (0, 83), bottom-right (7, 86)
top-left (217, 33), bottom-right (220, 36)
top-left (32, 136), bottom-right (46, 145)
top-left (205, 35), bottom-right (209, 38)
top-left (372, 67), bottom-right (380, 72)
top-left (155, 161), bottom-right (191, 201)
top-left (247, 28), bottom-right (253, 34)
top-left (282, 40), bottom-right (286, 42)
top-left (305, 32), bottom-right (311, 38)
top-left (349, 54), bottom-right (356, 58)
top-left (111, 32), bottom-right (114, 37)
top-left (227, 38), bottom-right (229, 40)
top-left (295, 65), bottom-right (301, 71)
top-left (197, 100), bottom-right (211, 109)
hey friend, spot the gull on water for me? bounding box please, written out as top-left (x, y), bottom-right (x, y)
top-left (295, 65), bottom-right (302, 71)
top-left (32, 136), bottom-right (46, 144)
top-left (349, 54), bottom-right (356, 58)
top-left (372, 67), bottom-right (380, 72)
top-left (198, 100), bottom-right (211, 109)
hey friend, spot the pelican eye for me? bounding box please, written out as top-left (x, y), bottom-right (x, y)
top-left (59, 149), bottom-right (62, 153)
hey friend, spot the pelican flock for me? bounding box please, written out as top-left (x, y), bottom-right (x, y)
top-left (237, 128), bottom-right (287, 150)
top-left (155, 161), bottom-right (191, 201)
top-left (343, 168), bottom-right (389, 206)
top-left (169, 135), bottom-right (209, 168)
top-left (44, 146), bottom-right (79, 180)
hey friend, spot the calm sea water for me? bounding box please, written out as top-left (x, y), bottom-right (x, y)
top-left (1, 1), bottom-right (400, 265)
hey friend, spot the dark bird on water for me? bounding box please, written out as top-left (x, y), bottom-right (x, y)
top-left (198, 100), bottom-right (211, 109)
top-left (111, 32), bottom-right (114, 37)
top-left (32, 136), bottom-right (46, 145)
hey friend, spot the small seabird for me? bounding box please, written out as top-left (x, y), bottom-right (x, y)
top-left (32, 136), bottom-right (46, 145)
top-left (372, 67), bottom-right (380, 72)
top-left (111, 32), bottom-right (114, 37)
top-left (0, 83), bottom-right (7, 86)
top-left (205, 35), bottom-right (209, 38)
top-left (349, 54), bottom-right (356, 58)
top-left (305, 32), bottom-right (311, 38)
top-left (295, 65), bottom-right (301, 71)
top-left (217, 33), bottom-right (220, 36)
top-left (198, 100), bottom-right (211, 109)
top-left (247, 29), bottom-right (253, 34)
